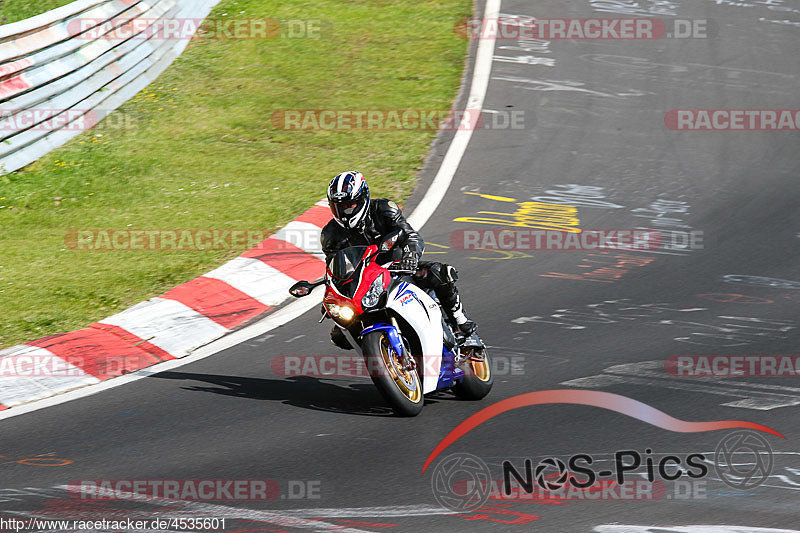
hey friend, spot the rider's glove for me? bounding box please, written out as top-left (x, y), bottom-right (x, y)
top-left (401, 250), bottom-right (419, 271)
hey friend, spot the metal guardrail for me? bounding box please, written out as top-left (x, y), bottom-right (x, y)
top-left (0, 0), bottom-right (221, 174)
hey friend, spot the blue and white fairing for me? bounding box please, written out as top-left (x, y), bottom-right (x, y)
top-left (387, 281), bottom-right (444, 394)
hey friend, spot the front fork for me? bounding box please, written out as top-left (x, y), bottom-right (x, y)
top-left (359, 319), bottom-right (415, 371)
top-left (387, 317), bottom-right (416, 371)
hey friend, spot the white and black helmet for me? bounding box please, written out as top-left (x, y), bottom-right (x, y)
top-left (327, 171), bottom-right (370, 229)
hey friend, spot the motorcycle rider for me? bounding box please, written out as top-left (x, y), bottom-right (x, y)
top-left (321, 171), bottom-right (477, 346)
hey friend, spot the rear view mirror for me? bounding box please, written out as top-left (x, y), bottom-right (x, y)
top-left (289, 281), bottom-right (314, 298)
top-left (380, 229), bottom-right (405, 252)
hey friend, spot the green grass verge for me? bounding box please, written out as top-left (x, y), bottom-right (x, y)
top-left (1, 0), bottom-right (75, 24)
top-left (0, 0), bottom-right (471, 348)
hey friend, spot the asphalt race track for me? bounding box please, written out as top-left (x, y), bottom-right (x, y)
top-left (2, 0), bottom-right (799, 531)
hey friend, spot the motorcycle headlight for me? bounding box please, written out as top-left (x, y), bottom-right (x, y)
top-left (361, 273), bottom-right (385, 309)
top-left (325, 302), bottom-right (355, 323)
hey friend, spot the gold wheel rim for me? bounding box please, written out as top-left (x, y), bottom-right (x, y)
top-left (466, 349), bottom-right (491, 382)
top-left (380, 335), bottom-right (422, 403)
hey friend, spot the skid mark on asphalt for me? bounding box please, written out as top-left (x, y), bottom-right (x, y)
top-left (494, 55), bottom-right (556, 66)
top-left (55, 485), bottom-right (375, 532)
top-left (512, 299), bottom-right (708, 330)
top-left (471, 249), bottom-right (534, 261)
top-left (723, 275), bottom-right (800, 290)
top-left (489, 345), bottom-right (570, 366)
top-left (562, 361), bottom-right (800, 410)
top-left (542, 252), bottom-right (656, 284)
top-left (512, 299), bottom-right (795, 347)
top-left (492, 75), bottom-right (653, 98)
top-left (594, 526), bottom-right (800, 533)
top-left (1, 484), bottom-right (459, 532)
top-left (0, 452), bottom-right (73, 467)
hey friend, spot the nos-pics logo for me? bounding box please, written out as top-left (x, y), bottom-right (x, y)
top-left (430, 431), bottom-right (774, 511)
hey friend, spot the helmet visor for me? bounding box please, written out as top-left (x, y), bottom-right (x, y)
top-left (331, 199), bottom-right (365, 224)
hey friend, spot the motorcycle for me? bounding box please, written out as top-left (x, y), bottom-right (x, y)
top-left (288, 230), bottom-right (493, 416)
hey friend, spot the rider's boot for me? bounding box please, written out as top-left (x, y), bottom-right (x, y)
top-left (452, 307), bottom-right (478, 336)
top-left (443, 292), bottom-right (477, 337)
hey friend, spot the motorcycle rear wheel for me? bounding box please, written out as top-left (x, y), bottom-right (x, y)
top-left (362, 331), bottom-right (424, 417)
top-left (453, 345), bottom-right (493, 400)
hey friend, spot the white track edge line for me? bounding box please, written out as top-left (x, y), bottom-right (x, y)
top-left (407, 0), bottom-right (500, 231)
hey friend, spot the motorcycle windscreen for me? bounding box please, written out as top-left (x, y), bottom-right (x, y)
top-left (328, 246), bottom-right (368, 298)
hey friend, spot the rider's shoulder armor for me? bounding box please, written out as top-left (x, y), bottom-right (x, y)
top-left (371, 198), bottom-right (401, 228)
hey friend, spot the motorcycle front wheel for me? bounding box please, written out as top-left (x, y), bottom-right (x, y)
top-left (362, 331), bottom-right (424, 417)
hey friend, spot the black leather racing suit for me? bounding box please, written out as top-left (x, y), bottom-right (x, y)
top-left (321, 199), bottom-right (464, 332)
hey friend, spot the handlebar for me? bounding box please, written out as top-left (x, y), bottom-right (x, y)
top-left (388, 268), bottom-right (419, 275)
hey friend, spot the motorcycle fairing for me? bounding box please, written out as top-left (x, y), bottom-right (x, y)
top-left (437, 347), bottom-right (465, 390)
top-left (386, 280), bottom-right (443, 394)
